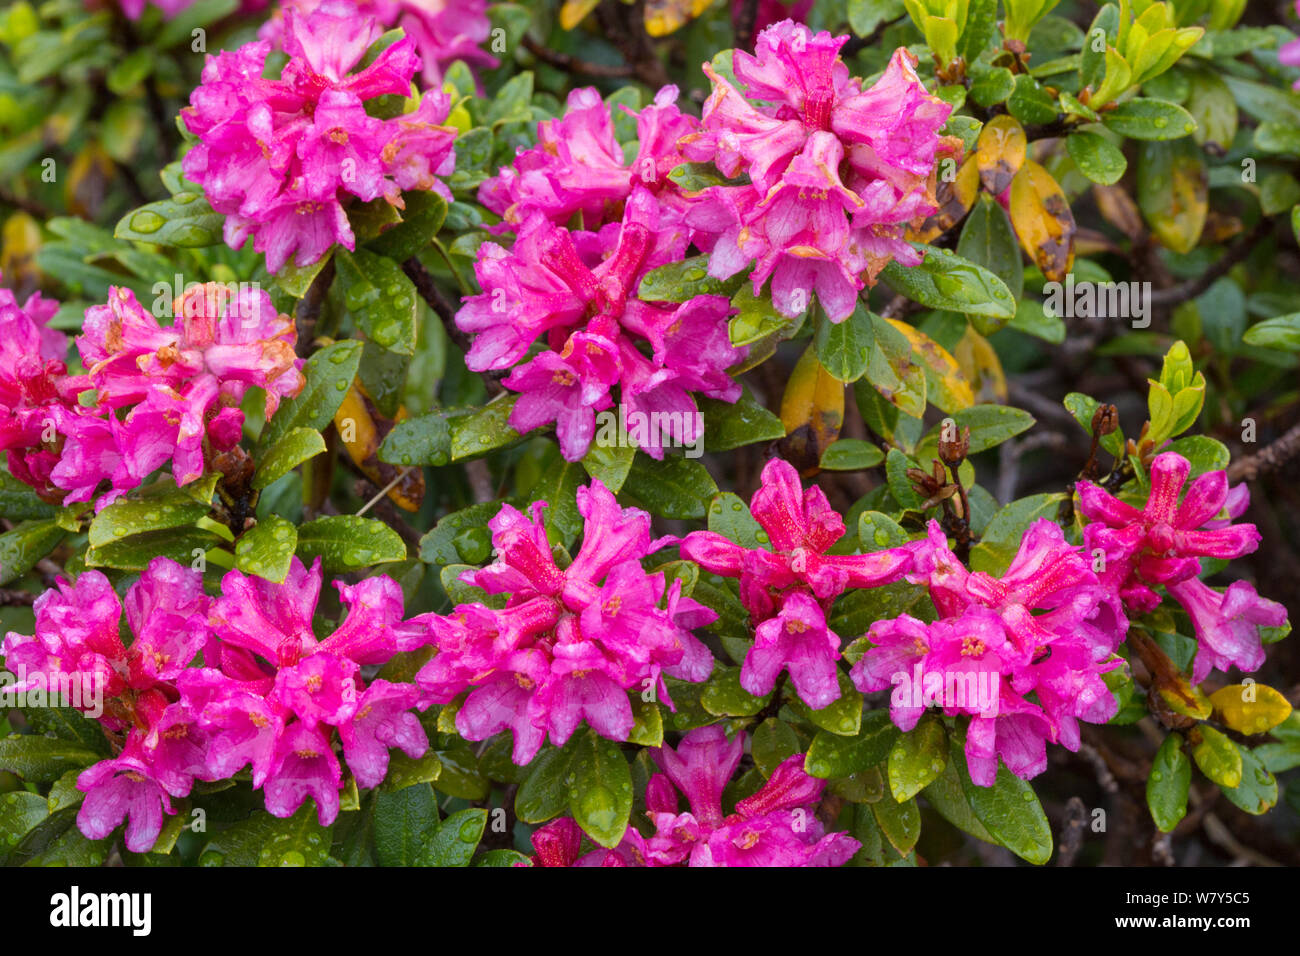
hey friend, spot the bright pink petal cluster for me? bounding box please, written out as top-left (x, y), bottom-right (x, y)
top-left (523, 726), bottom-right (859, 867)
top-left (1078, 451), bottom-right (1285, 682)
top-left (681, 23), bottom-right (958, 321)
top-left (0, 281), bottom-right (304, 509)
top-left (852, 519), bottom-right (1120, 786)
top-left (681, 457), bottom-right (915, 709)
top-left (457, 188), bottom-right (745, 461)
top-left (182, 4), bottom-right (457, 272)
top-left (1, 556), bottom-right (429, 852)
top-left (414, 479), bottom-right (716, 764)
top-left (261, 0), bottom-right (498, 87)
top-left (480, 84), bottom-right (699, 243)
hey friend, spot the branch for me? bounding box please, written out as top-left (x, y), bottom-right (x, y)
top-left (1148, 218), bottom-right (1271, 307)
top-left (401, 256), bottom-right (505, 396)
top-left (520, 35), bottom-right (636, 78)
top-left (1228, 420), bottom-right (1300, 483)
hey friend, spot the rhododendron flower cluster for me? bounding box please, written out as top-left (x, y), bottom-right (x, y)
top-left (1, 557), bottom-right (429, 851)
top-left (261, 0), bottom-right (497, 87)
top-left (457, 188), bottom-right (745, 461)
top-left (853, 519), bottom-right (1121, 786)
top-left (414, 479), bottom-right (716, 764)
top-left (523, 726), bottom-right (858, 866)
top-left (182, 4), bottom-right (457, 272)
top-left (1077, 452), bottom-right (1286, 683)
top-left (681, 457), bottom-right (915, 709)
top-left (0, 282), bottom-right (304, 509)
top-left (681, 21), bottom-right (959, 321)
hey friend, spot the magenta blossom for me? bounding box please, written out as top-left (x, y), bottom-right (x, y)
top-left (1077, 452), bottom-right (1283, 682)
top-left (682, 23), bottom-right (958, 321)
top-left (183, 4), bottom-right (456, 272)
top-left (415, 479), bottom-right (716, 764)
top-left (852, 519), bottom-right (1120, 786)
top-left (680, 457), bottom-right (915, 708)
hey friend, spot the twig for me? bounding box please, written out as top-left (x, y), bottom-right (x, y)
top-left (1148, 219), bottom-right (1271, 307)
top-left (402, 256), bottom-right (505, 396)
top-left (1227, 420), bottom-right (1300, 483)
top-left (1056, 796), bottom-right (1088, 867)
top-left (521, 35), bottom-right (636, 78)
top-left (294, 256), bottom-right (335, 350)
top-left (0, 588), bottom-right (37, 606)
top-left (734, 0), bottom-right (760, 51)
top-left (356, 467), bottom-right (413, 517)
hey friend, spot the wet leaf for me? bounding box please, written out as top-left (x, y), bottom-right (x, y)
top-left (1007, 159), bottom-right (1076, 282)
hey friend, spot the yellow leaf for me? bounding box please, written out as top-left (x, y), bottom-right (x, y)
top-left (1210, 684), bottom-right (1293, 736)
top-left (644, 0), bottom-right (716, 36)
top-left (1007, 159), bottom-right (1076, 283)
top-left (0, 212), bottom-right (43, 291)
top-left (779, 344), bottom-right (844, 470)
top-left (334, 383), bottom-right (425, 512)
top-left (914, 154), bottom-right (979, 242)
top-left (559, 0), bottom-right (602, 30)
top-left (954, 326), bottom-right (1007, 402)
top-left (886, 319), bottom-right (974, 413)
top-left (974, 115), bottom-right (1027, 197)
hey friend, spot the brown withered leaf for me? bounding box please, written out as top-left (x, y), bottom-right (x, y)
top-left (334, 383), bottom-right (425, 512)
top-left (1008, 159), bottom-right (1076, 283)
top-left (1092, 184), bottom-right (1145, 242)
top-left (975, 115), bottom-right (1027, 197)
top-left (779, 344), bottom-right (844, 473)
top-left (913, 155), bottom-right (979, 242)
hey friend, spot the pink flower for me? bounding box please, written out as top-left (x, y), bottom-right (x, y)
top-left (1078, 452), bottom-right (1278, 680)
top-left (458, 190), bottom-right (745, 461)
top-left (183, 5), bottom-right (457, 272)
top-left (852, 519), bottom-right (1119, 786)
top-left (682, 24), bottom-right (957, 320)
top-left (76, 742), bottom-right (176, 854)
top-left (415, 479), bottom-right (716, 764)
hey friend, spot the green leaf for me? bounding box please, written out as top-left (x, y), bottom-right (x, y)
top-left (296, 515), bottom-right (407, 571)
top-left (234, 514), bottom-right (298, 584)
top-left (638, 255), bottom-right (741, 302)
top-left (515, 746), bottom-right (572, 824)
top-left (200, 804), bottom-right (338, 866)
top-left (0, 735), bottom-right (100, 784)
top-left (477, 848), bottom-right (532, 866)
top-left (418, 501), bottom-right (503, 566)
top-left (621, 454), bottom-right (718, 520)
top-left (378, 412), bottom-right (451, 466)
top-left (260, 340), bottom-right (363, 449)
top-left (0, 520), bottom-right (65, 586)
top-left (0, 471), bottom-right (56, 521)
top-left (1067, 130), bottom-right (1128, 185)
top-left (1146, 732), bottom-right (1191, 833)
top-left (114, 192), bottom-right (223, 247)
top-left (581, 442), bottom-right (636, 493)
top-left (969, 493), bottom-right (1065, 574)
top-left (1242, 313), bottom-right (1300, 352)
top-left (699, 392), bottom-right (785, 453)
top-left (958, 194), bottom-right (1024, 305)
top-left (275, 253), bottom-right (334, 299)
top-left (792, 671), bottom-right (863, 736)
top-left (366, 191), bottom-right (448, 262)
top-left (1219, 746), bottom-right (1277, 815)
top-left (752, 718), bottom-right (800, 777)
top-left (918, 404), bottom-right (1036, 460)
top-left (1063, 392), bottom-right (1125, 457)
top-left (628, 698), bottom-right (664, 747)
top-left (1007, 73), bottom-right (1058, 125)
top-left (701, 666), bottom-right (769, 718)
top-left (815, 305), bottom-right (876, 383)
top-left (419, 807), bottom-right (487, 866)
top-left (805, 710), bottom-right (899, 779)
top-left (334, 248), bottom-right (419, 356)
top-left (88, 490), bottom-right (210, 550)
top-left (871, 794), bottom-right (921, 855)
top-left (848, 0), bottom-right (905, 36)
top-left (373, 783), bottom-right (438, 867)
top-left (526, 446), bottom-right (584, 546)
top-left (955, 739), bottom-right (1053, 864)
top-left (85, 528), bottom-right (220, 572)
top-left (921, 756), bottom-right (994, 841)
top-left (566, 729), bottom-right (632, 849)
top-left (881, 244), bottom-right (1016, 321)
top-left (1165, 435), bottom-right (1228, 475)
top-left (857, 511), bottom-right (910, 552)
top-left (0, 791), bottom-right (48, 859)
top-left (820, 439), bottom-right (885, 471)
top-left (969, 66), bottom-right (1016, 107)
top-left (252, 427), bottom-right (327, 489)
top-left (1191, 725), bottom-right (1242, 788)
top-left (706, 492), bottom-right (766, 549)
top-left (1102, 98), bottom-right (1198, 140)
top-left (448, 394), bottom-right (522, 461)
top-left (729, 284), bottom-right (796, 347)
top-left (887, 715), bottom-right (947, 802)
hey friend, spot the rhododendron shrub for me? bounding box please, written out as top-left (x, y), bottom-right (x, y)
top-left (0, 0), bottom-right (1298, 872)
